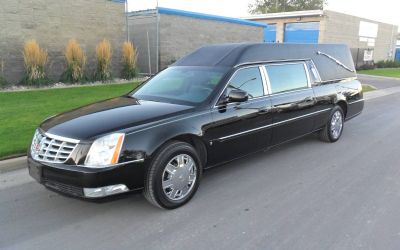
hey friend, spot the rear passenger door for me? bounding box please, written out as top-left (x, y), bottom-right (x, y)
top-left (264, 62), bottom-right (317, 145)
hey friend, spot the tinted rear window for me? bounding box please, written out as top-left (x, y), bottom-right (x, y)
top-left (265, 63), bottom-right (308, 94)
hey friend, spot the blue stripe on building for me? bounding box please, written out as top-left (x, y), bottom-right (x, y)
top-left (157, 7), bottom-right (268, 28)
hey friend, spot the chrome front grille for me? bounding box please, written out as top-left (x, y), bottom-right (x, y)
top-left (31, 130), bottom-right (79, 164)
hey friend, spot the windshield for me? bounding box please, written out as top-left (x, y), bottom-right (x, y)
top-left (132, 66), bottom-right (229, 105)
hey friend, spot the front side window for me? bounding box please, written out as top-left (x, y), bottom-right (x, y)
top-left (226, 67), bottom-right (264, 98)
top-left (265, 63), bottom-right (308, 94)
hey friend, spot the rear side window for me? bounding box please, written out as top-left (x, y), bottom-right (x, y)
top-left (227, 67), bottom-right (264, 98)
top-left (265, 63), bottom-right (308, 94)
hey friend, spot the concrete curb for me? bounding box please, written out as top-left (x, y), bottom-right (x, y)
top-left (2, 85), bottom-right (400, 174)
top-left (358, 74), bottom-right (400, 81)
top-left (364, 86), bottom-right (400, 101)
top-left (0, 156), bottom-right (27, 174)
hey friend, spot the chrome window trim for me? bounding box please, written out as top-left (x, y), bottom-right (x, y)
top-left (213, 65), bottom-right (267, 108)
top-left (303, 62), bottom-right (312, 88)
top-left (309, 60), bottom-right (322, 84)
top-left (260, 65), bottom-right (271, 95)
top-left (214, 60), bottom-right (314, 108)
top-left (234, 58), bottom-right (311, 68)
top-left (216, 108), bottom-right (332, 141)
top-left (259, 65), bottom-right (269, 95)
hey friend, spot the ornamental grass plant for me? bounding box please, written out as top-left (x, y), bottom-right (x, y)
top-left (121, 41), bottom-right (138, 79)
top-left (95, 39), bottom-right (112, 81)
top-left (62, 39), bottom-right (86, 83)
top-left (22, 40), bottom-right (48, 86)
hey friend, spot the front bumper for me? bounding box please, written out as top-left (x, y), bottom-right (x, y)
top-left (27, 156), bottom-right (146, 198)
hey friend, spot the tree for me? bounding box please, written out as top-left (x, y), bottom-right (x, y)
top-left (248, 0), bottom-right (327, 14)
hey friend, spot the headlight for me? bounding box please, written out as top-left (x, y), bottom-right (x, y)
top-left (84, 133), bottom-right (125, 168)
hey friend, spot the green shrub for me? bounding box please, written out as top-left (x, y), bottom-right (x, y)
top-left (0, 76), bottom-right (8, 89)
top-left (0, 59), bottom-right (8, 89)
top-left (375, 60), bottom-right (400, 68)
top-left (357, 63), bottom-right (375, 70)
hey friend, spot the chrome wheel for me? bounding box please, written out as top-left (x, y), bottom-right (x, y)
top-left (162, 154), bottom-right (197, 201)
top-left (330, 110), bottom-right (343, 139)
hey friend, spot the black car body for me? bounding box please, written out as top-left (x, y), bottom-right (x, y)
top-left (28, 43), bottom-right (364, 208)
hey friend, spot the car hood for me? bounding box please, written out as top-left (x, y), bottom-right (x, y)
top-left (40, 96), bottom-right (194, 140)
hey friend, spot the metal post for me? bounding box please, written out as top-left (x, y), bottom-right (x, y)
top-left (355, 48), bottom-right (359, 69)
top-left (147, 31), bottom-right (152, 75)
top-left (390, 25), bottom-right (395, 59)
top-left (156, 10), bottom-right (160, 73)
top-left (125, 0), bottom-right (129, 41)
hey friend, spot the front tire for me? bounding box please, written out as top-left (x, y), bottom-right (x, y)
top-left (144, 141), bottom-right (202, 209)
top-left (319, 106), bottom-right (344, 143)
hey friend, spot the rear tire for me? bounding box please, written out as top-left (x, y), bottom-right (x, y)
top-left (143, 141), bottom-right (202, 209)
top-left (319, 106), bottom-right (344, 143)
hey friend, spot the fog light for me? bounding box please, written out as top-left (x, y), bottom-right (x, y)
top-left (83, 184), bottom-right (129, 198)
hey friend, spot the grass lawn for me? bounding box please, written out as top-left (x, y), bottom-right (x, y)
top-left (359, 68), bottom-right (400, 78)
top-left (362, 84), bottom-right (376, 93)
top-left (0, 82), bottom-right (140, 160)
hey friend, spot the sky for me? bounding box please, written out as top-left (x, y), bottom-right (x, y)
top-left (127, 0), bottom-right (400, 28)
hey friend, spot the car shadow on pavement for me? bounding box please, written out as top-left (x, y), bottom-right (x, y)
top-left (0, 133), bottom-right (329, 248)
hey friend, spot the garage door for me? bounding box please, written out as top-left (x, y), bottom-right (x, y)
top-left (264, 24), bottom-right (276, 43)
top-left (395, 48), bottom-right (400, 61)
top-left (284, 22), bottom-right (319, 43)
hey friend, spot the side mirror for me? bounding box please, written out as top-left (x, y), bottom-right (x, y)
top-left (227, 89), bottom-right (249, 103)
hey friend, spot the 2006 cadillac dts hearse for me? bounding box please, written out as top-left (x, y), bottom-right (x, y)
top-left (28, 43), bottom-right (364, 209)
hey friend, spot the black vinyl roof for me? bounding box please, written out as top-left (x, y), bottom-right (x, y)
top-left (173, 43), bottom-right (356, 82)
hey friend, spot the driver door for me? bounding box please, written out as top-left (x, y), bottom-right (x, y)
top-left (206, 66), bottom-right (273, 165)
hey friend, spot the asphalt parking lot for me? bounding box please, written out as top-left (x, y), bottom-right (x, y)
top-left (1, 90), bottom-right (400, 250)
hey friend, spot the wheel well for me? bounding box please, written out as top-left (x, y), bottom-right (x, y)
top-left (336, 101), bottom-right (348, 118)
top-left (168, 134), bottom-right (208, 167)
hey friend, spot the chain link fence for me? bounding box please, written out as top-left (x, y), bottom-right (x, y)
top-left (128, 10), bottom-right (159, 76)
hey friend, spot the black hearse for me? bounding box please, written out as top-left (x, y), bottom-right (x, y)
top-left (28, 43), bottom-right (364, 209)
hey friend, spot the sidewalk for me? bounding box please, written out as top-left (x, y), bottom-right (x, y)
top-left (1, 85), bottom-right (400, 174)
top-left (0, 156), bottom-right (27, 174)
